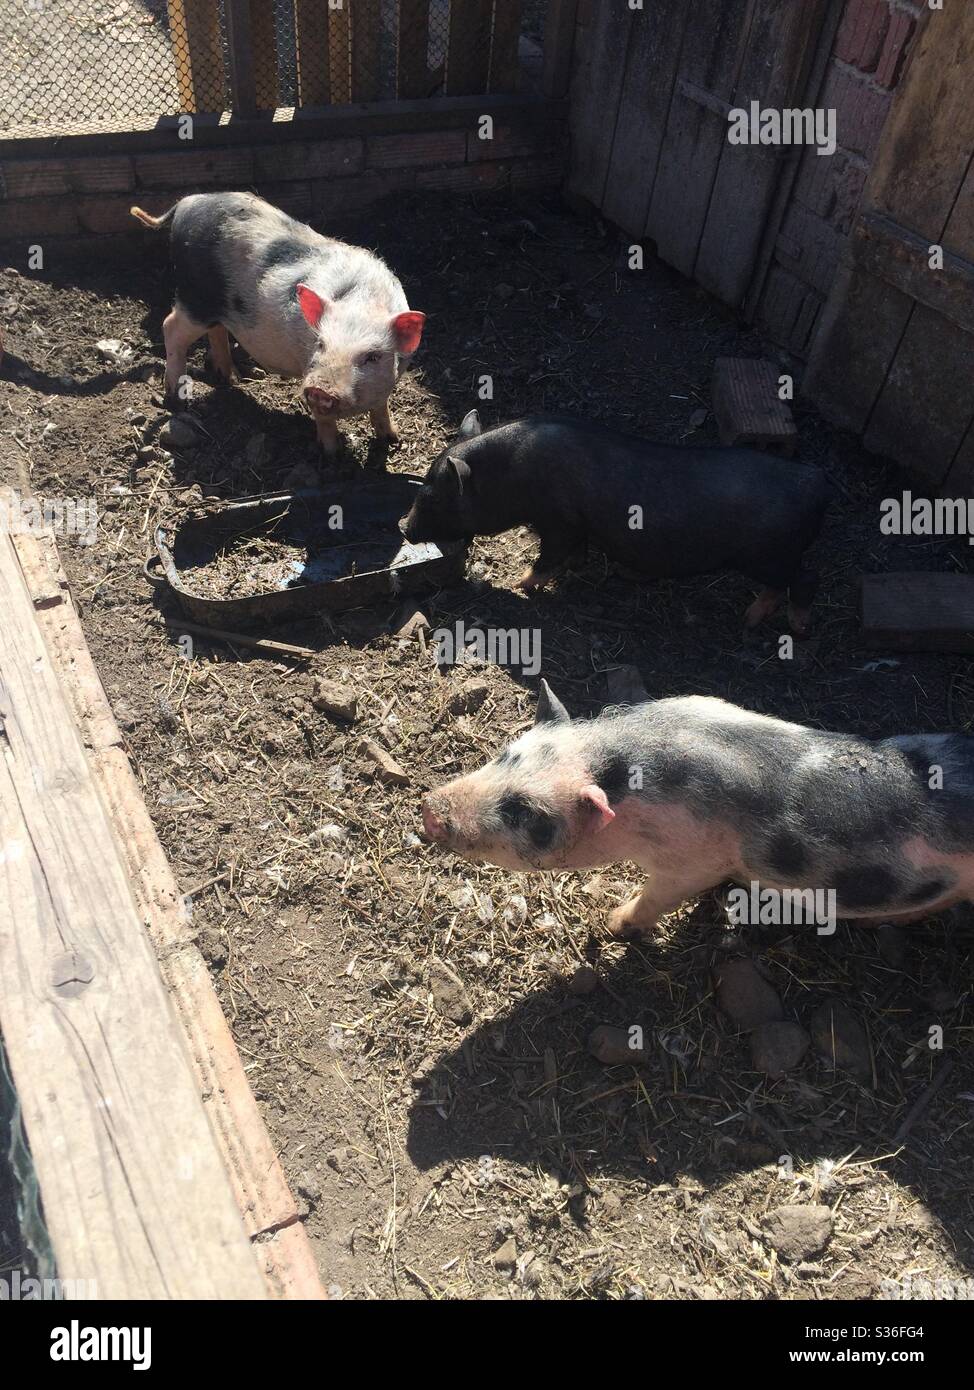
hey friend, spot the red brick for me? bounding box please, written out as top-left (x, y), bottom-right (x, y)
top-left (509, 155), bottom-right (566, 190)
top-left (76, 196), bottom-right (140, 235)
top-left (366, 130), bottom-right (466, 169)
top-left (875, 10), bottom-right (917, 88)
top-left (834, 0), bottom-right (890, 72)
top-left (311, 171), bottom-right (416, 218)
top-left (0, 197), bottom-right (79, 240)
top-left (135, 148), bottom-right (254, 189)
top-left (822, 62), bottom-right (893, 159)
top-left (467, 123), bottom-right (561, 162)
top-left (416, 162), bottom-right (509, 193)
top-left (252, 139), bottom-right (362, 182)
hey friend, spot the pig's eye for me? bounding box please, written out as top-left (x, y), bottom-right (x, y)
top-left (361, 351), bottom-right (382, 365)
top-left (499, 795), bottom-right (557, 850)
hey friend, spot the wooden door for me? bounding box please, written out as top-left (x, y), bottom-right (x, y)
top-left (569, 0), bottom-right (831, 307)
top-left (805, 7), bottom-right (974, 492)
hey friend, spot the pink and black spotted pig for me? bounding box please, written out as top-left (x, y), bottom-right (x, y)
top-left (421, 682), bottom-right (974, 938)
top-left (132, 192), bottom-right (425, 456)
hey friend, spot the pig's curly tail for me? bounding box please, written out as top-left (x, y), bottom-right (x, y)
top-left (130, 205), bottom-right (176, 230)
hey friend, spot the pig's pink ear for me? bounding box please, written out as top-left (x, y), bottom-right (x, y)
top-left (579, 784), bottom-right (615, 831)
top-left (391, 311), bottom-right (425, 355)
top-left (296, 284), bottom-right (328, 329)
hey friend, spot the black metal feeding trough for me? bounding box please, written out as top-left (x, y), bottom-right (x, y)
top-left (144, 476), bottom-right (467, 628)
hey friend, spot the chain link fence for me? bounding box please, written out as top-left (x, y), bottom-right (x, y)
top-left (0, 0), bottom-right (537, 136)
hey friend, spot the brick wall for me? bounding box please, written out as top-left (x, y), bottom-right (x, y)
top-left (0, 99), bottom-right (568, 256)
top-left (756, 0), bottom-right (923, 356)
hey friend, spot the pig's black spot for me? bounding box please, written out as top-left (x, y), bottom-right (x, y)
top-left (528, 811), bottom-right (557, 851)
top-left (656, 757), bottom-right (691, 792)
top-left (834, 864), bottom-right (899, 909)
top-left (766, 830), bottom-right (809, 877)
top-left (498, 794), bottom-right (530, 828)
top-left (905, 875), bottom-right (951, 905)
top-left (232, 294), bottom-right (247, 316)
top-left (496, 748), bottom-right (520, 768)
top-left (593, 755), bottom-right (631, 804)
top-left (260, 236), bottom-right (311, 273)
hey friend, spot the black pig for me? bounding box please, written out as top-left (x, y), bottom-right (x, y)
top-left (400, 411), bottom-right (829, 630)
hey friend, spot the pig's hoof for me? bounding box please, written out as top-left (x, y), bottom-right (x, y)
top-left (607, 901), bottom-right (656, 940)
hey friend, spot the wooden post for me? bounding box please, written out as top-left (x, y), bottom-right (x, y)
top-left (295, 0), bottom-right (331, 105)
top-left (251, 0), bottom-right (281, 110)
top-left (397, 0), bottom-right (431, 99)
top-left (168, 0), bottom-right (225, 112)
top-left (225, 0), bottom-right (258, 114)
top-left (351, 0), bottom-right (382, 101)
top-left (445, 0), bottom-right (492, 95)
top-left (541, 0), bottom-right (578, 98)
top-left (489, 0), bottom-right (523, 93)
top-left (329, 2), bottom-right (353, 104)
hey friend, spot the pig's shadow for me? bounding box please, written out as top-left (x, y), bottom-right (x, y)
top-left (404, 911), bottom-right (974, 1268)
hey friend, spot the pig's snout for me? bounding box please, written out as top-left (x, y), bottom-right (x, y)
top-left (421, 799), bottom-right (449, 842)
top-left (304, 385), bottom-right (337, 412)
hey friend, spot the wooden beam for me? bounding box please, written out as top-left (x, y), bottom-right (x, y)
top-left (396, 0), bottom-right (430, 99)
top-left (0, 528), bottom-right (267, 1298)
top-left (489, 0), bottom-right (523, 93)
top-left (862, 572), bottom-right (974, 653)
top-left (853, 211), bottom-right (974, 338)
top-left (295, 0), bottom-right (331, 106)
top-left (542, 0), bottom-right (578, 99)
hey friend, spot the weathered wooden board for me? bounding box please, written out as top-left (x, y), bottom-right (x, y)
top-left (0, 527), bottom-right (267, 1299)
top-left (852, 211), bottom-right (974, 338)
top-left (943, 419), bottom-right (974, 500)
top-left (647, 0), bottom-right (751, 278)
top-left (600, 0), bottom-right (689, 238)
top-left (696, 0), bottom-right (829, 306)
top-left (445, 0), bottom-right (492, 96)
top-left (397, 0), bottom-right (431, 99)
top-left (862, 573), bottom-right (974, 653)
top-left (490, 0), bottom-right (524, 93)
top-left (568, 1), bottom-right (634, 207)
top-left (7, 516), bottom-right (326, 1299)
top-left (542, 0), bottom-right (579, 99)
top-left (295, 0), bottom-right (331, 106)
top-left (351, 0), bottom-right (382, 102)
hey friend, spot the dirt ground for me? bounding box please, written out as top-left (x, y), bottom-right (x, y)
top-left (2, 189), bottom-right (974, 1301)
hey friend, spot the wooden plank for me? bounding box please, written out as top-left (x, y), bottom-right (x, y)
top-left (864, 302), bottom-right (974, 489)
top-left (862, 573), bottom-right (974, 653)
top-left (712, 356), bottom-right (798, 452)
top-left (600, 0), bottom-right (690, 238)
top-left (853, 210), bottom-right (974, 338)
top-left (250, 0), bottom-right (281, 111)
top-left (445, 0), bottom-right (492, 96)
top-left (295, 0), bottom-right (331, 106)
top-left (225, 0), bottom-right (258, 115)
top-left (351, 0), bottom-right (382, 102)
top-left (489, 0), bottom-right (523, 94)
top-left (568, 0), bottom-right (633, 206)
top-left (167, 0), bottom-right (225, 113)
top-left (646, 0), bottom-right (751, 278)
top-left (397, 0), bottom-right (431, 99)
top-left (0, 529), bottom-right (267, 1299)
top-left (9, 515), bottom-right (327, 1299)
top-left (804, 259), bottom-right (914, 435)
top-left (542, 0), bottom-right (578, 99)
top-left (943, 418), bottom-right (974, 500)
top-left (329, 3), bottom-right (353, 104)
top-left (696, 0), bottom-right (830, 306)
top-left (943, 153), bottom-right (974, 261)
top-left (865, 5), bottom-right (969, 242)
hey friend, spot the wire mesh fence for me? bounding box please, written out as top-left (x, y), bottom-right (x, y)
top-left (0, 0), bottom-right (537, 136)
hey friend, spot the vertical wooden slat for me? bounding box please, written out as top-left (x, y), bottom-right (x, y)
top-left (489, 0), bottom-right (522, 93)
top-left (225, 0), bottom-right (257, 114)
top-left (445, 0), bottom-right (492, 95)
top-left (329, 3), bottom-right (353, 103)
top-left (251, 0), bottom-right (281, 110)
top-left (568, 1), bottom-right (633, 207)
top-left (351, 0), bottom-right (382, 100)
top-left (168, 0), bottom-right (225, 112)
top-left (398, 0), bottom-right (431, 98)
top-left (542, 0), bottom-right (578, 99)
top-left (295, 0), bottom-right (331, 105)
